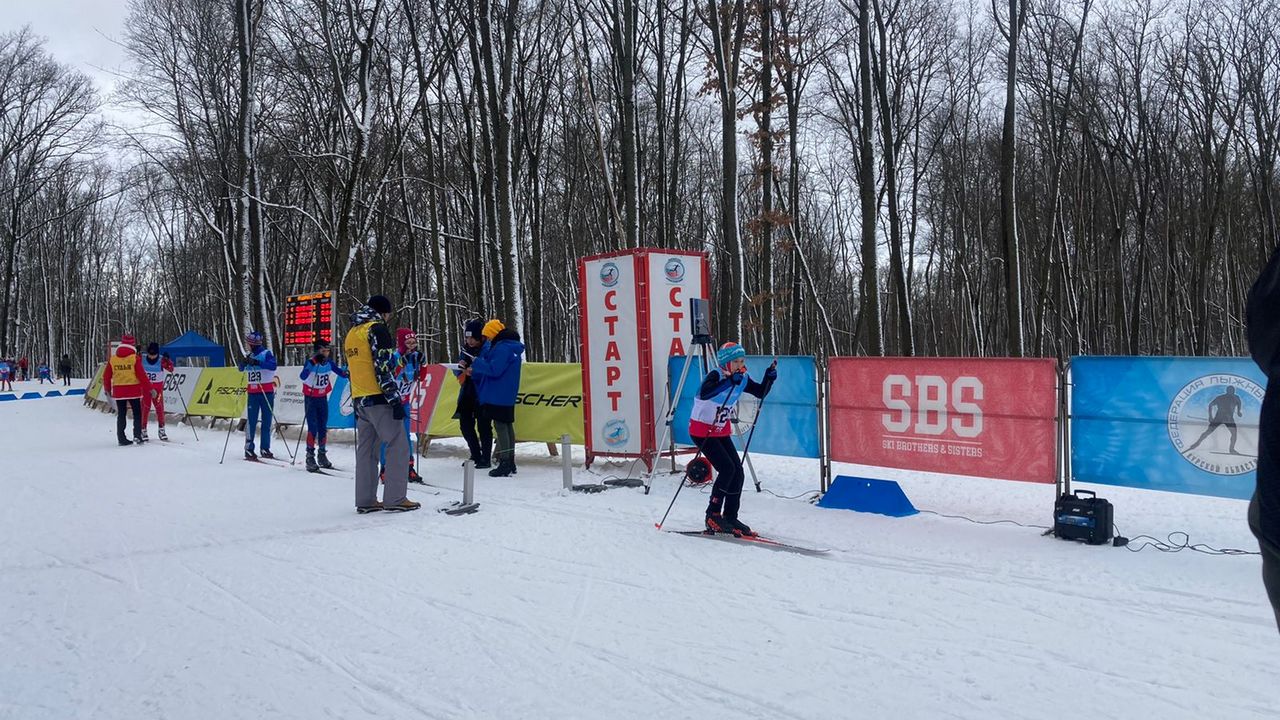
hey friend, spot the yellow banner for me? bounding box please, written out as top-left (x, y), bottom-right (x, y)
top-left (429, 362), bottom-right (585, 444)
top-left (86, 363), bottom-right (106, 402)
top-left (185, 368), bottom-right (249, 418)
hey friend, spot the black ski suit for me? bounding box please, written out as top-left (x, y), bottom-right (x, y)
top-left (1246, 242), bottom-right (1280, 633)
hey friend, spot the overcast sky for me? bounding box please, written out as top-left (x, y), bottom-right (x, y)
top-left (1, 0), bottom-right (130, 98)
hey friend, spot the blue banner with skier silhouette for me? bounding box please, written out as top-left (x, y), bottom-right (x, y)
top-left (1070, 356), bottom-right (1266, 499)
top-left (665, 355), bottom-right (820, 459)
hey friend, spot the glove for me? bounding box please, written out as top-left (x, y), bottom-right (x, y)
top-left (392, 403), bottom-right (406, 421)
top-left (728, 371), bottom-right (744, 385)
top-left (765, 366), bottom-right (778, 381)
top-left (242, 355), bottom-right (259, 366)
top-left (312, 354), bottom-right (325, 365)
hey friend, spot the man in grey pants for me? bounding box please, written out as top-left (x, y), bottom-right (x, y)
top-left (344, 295), bottom-right (420, 514)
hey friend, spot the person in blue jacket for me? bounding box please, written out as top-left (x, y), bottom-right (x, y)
top-left (238, 330), bottom-right (279, 459)
top-left (453, 319), bottom-right (493, 468)
top-left (466, 318), bottom-right (524, 477)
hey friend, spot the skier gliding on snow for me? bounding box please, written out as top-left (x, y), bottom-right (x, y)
top-left (690, 342), bottom-right (776, 537)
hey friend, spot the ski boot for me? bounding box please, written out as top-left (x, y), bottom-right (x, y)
top-left (157, 427), bottom-right (168, 441)
top-left (244, 442), bottom-right (257, 460)
top-left (408, 463), bottom-right (424, 484)
top-left (259, 448), bottom-right (275, 460)
top-left (488, 462), bottom-right (516, 478)
top-left (317, 449), bottom-right (333, 469)
top-left (305, 449), bottom-right (319, 472)
top-left (139, 429), bottom-right (149, 442)
top-left (724, 516), bottom-right (756, 538)
top-left (705, 513), bottom-right (731, 534)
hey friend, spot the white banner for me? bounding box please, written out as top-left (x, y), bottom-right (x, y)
top-left (161, 367), bottom-right (203, 414)
top-left (271, 365), bottom-right (306, 424)
top-left (582, 255), bottom-right (644, 454)
top-left (647, 251), bottom-right (708, 435)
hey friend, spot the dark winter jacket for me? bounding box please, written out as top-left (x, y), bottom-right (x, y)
top-left (453, 341), bottom-right (488, 413)
top-left (1248, 246), bottom-right (1280, 550)
top-left (471, 329), bottom-right (524, 408)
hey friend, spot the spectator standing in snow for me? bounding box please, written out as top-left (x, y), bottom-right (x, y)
top-left (18, 356), bottom-right (28, 381)
top-left (467, 318), bottom-right (524, 477)
top-left (344, 295), bottom-right (419, 514)
top-left (103, 333), bottom-right (150, 446)
top-left (453, 319), bottom-right (492, 469)
top-left (58, 354), bottom-right (72, 386)
top-left (1246, 243), bottom-right (1280, 633)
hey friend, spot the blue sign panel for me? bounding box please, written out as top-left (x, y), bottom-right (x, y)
top-left (326, 375), bottom-right (356, 429)
top-left (1070, 356), bottom-right (1265, 499)
top-left (665, 355), bottom-right (820, 458)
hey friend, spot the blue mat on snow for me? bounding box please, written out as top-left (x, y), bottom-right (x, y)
top-left (818, 475), bottom-right (918, 517)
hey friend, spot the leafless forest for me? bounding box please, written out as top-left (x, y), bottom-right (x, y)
top-left (1, 0), bottom-right (1276, 371)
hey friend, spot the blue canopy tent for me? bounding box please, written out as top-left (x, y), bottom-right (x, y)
top-left (161, 330), bottom-right (227, 367)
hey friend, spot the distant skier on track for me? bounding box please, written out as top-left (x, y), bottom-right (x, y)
top-left (690, 342), bottom-right (776, 537)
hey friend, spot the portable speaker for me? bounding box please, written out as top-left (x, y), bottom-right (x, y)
top-left (1054, 489), bottom-right (1114, 545)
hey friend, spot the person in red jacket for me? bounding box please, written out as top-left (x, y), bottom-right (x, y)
top-left (139, 343), bottom-right (175, 441)
top-left (18, 356), bottom-right (28, 382)
top-left (103, 333), bottom-right (151, 446)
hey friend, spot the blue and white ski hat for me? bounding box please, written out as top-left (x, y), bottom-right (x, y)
top-left (716, 342), bottom-right (746, 369)
top-left (245, 330), bottom-right (264, 346)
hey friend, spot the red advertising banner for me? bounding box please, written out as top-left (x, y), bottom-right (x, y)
top-left (828, 357), bottom-right (1058, 483)
top-left (408, 364), bottom-right (449, 434)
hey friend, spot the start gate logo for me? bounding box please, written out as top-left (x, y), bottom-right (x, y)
top-left (602, 418), bottom-right (630, 448)
top-left (1167, 374), bottom-right (1263, 475)
top-left (663, 257), bottom-right (685, 283)
top-left (600, 262), bottom-right (620, 288)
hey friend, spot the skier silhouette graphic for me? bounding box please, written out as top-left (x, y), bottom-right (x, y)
top-left (1187, 386), bottom-right (1245, 455)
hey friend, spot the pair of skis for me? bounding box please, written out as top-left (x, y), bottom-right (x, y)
top-left (665, 529), bottom-right (829, 556)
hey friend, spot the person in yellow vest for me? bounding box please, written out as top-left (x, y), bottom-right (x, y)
top-left (344, 295), bottom-right (420, 514)
top-left (102, 333), bottom-right (152, 446)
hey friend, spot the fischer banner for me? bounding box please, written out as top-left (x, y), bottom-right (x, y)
top-left (579, 249), bottom-right (709, 464)
top-left (430, 362), bottom-right (586, 444)
top-left (85, 363), bottom-right (106, 403)
top-left (828, 357), bottom-right (1058, 484)
top-left (185, 368), bottom-right (249, 418)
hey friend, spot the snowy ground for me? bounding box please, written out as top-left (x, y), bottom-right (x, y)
top-left (1, 389), bottom-right (1277, 719)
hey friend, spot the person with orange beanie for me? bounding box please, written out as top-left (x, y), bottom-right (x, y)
top-left (467, 318), bottom-right (524, 477)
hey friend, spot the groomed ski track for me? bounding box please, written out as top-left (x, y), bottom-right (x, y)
top-left (1, 388), bottom-right (1275, 719)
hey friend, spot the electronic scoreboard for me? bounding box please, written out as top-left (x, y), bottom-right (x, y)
top-left (283, 290), bottom-right (335, 346)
